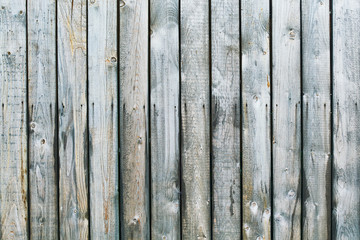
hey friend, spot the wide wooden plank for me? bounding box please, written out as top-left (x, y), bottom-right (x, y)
top-left (301, 0), bottom-right (331, 238)
top-left (180, 0), bottom-right (211, 239)
top-left (27, 0), bottom-right (58, 239)
top-left (333, 1), bottom-right (360, 238)
top-left (211, 0), bottom-right (241, 238)
top-left (57, 0), bottom-right (88, 239)
top-left (119, 0), bottom-right (149, 238)
top-left (272, 0), bottom-right (302, 239)
top-left (241, 0), bottom-right (271, 239)
top-left (150, 0), bottom-right (180, 238)
top-left (88, 0), bottom-right (119, 239)
top-left (0, 1), bottom-right (28, 239)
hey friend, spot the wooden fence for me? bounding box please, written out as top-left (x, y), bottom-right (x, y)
top-left (0, 0), bottom-right (359, 239)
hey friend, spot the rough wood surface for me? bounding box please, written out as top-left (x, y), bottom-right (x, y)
top-left (119, 0), bottom-right (149, 238)
top-left (302, 0), bottom-right (331, 238)
top-left (27, 0), bottom-right (58, 239)
top-left (333, 1), bottom-right (360, 239)
top-left (57, 0), bottom-right (88, 239)
top-left (88, 0), bottom-right (119, 239)
top-left (211, 0), bottom-right (241, 238)
top-left (241, 0), bottom-right (271, 239)
top-left (0, 1), bottom-right (28, 239)
top-left (272, 0), bottom-right (302, 239)
top-left (180, 0), bottom-right (211, 239)
top-left (150, 0), bottom-right (180, 238)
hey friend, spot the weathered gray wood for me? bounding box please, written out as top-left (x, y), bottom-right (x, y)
top-left (333, 1), bottom-right (360, 239)
top-left (150, 0), bottom-right (180, 238)
top-left (119, 0), bottom-right (149, 238)
top-left (211, 0), bottom-right (241, 238)
top-left (0, 1), bottom-right (28, 239)
top-left (272, 0), bottom-right (302, 239)
top-left (180, 1), bottom-right (211, 239)
top-left (241, 0), bottom-right (271, 239)
top-left (27, 0), bottom-right (58, 239)
top-left (301, 0), bottom-right (331, 238)
top-left (88, 0), bottom-right (119, 239)
top-left (57, 0), bottom-right (88, 239)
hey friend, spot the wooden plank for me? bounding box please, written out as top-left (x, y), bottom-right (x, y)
top-left (27, 0), bottom-right (58, 239)
top-left (150, 0), bottom-right (180, 238)
top-left (180, 0), bottom-right (211, 239)
top-left (211, 0), bottom-right (241, 238)
top-left (241, 0), bottom-right (271, 239)
top-left (0, 1), bottom-right (28, 239)
top-left (272, 0), bottom-right (302, 239)
top-left (333, 1), bottom-right (360, 238)
top-left (57, 0), bottom-right (88, 239)
top-left (301, 0), bottom-right (331, 238)
top-left (88, 0), bottom-right (119, 239)
top-left (119, 0), bottom-right (149, 238)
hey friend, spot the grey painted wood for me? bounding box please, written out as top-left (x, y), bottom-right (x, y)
top-left (27, 0), bottom-right (58, 239)
top-left (333, 1), bottom-right (360, 239)
top-left (301, 0), bottom-right (331, 238)
top-left (0, 1), bottom-right (28, 239)
top-left (241, 0), bottom-right (271, 239)
top-left (272, 0), bottom-right (302, 239)
top-left (119, 0), bottom-right (149, 238)
top-left (88, 0), bottom-right (119, 239)
top-left (180, 0), bottom-right (211, 239)
top-left (57, 0), bottom-right (88, 239)
top-left (150, 0), bottom-right (180, 238)
top-left (211, 0), bottom-right (241, 238)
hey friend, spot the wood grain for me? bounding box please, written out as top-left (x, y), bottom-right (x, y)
top-left (241, 0), bottom-right (271, 239)
top-left (333, 1), bottom-right (360, 239)
top-left (302, 0), bottom-right (331, 238)
top-left (28, 0), bottom-right (58, 239)
top-left (211, 0), bottom-right (241, 238)
top-left (88, 0), bottom-right (119, 239)
top-left (180, 0), bottom-right (211, 239)
top-left (119, 0), bottom-right (149, 238)
top-left (150, 0), bottom-right (180, 238)
top-left (272, 0), bottom-right (302, 239)
top-left (0, 1), bottom-right (28, 239)
top-left (57, 0), bottom-right (88, 239)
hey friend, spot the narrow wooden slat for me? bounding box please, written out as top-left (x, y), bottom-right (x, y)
top-left (241, 0), bottom-right (271, 239)
top-left (302, 0), bottom-right (331, 238)
top-left (88, 0), bottom-right (119, 239)
top-left (0, 1), bottom-right (28, 239)
top-left (119, 0), bottom-right (149, 238)
top-left (211, 0), bottom-right (241, 238)
top-left (180, 0), bottom-right (211, 239)
top-left (272, 0), bottom-right (302, 238)
top-left (150, 0), bottom-right (180, 238)
top-left (333, 1), bottom-right (360, 238)
top-left (28, 0), bottom-right (58, 239)
top-left (57, 0), bottom-right (88, 239)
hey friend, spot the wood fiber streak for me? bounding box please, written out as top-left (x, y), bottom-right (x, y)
top-left (0, 1), bottom-right (28, 239)
top-left (211, 0), bottom-right (241, 238)
top-left (57, 0), bottom-right (88, 239)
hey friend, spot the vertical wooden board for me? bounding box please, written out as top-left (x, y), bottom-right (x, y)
top-left (88, 0), bottom-right (119, 239)
top-left (211, 0), bottom-right (241, 238)
top-left (241, 0), bottom-right (271, 239)
top-left (333, 1), bottom-right (360, 239)
top-left (272, 0), bottom-right (301, 239)
top-left (119, 0), bottom-right (149, 238)
top-left (301, 0), bottom-right (331, 238)
top-left (150, 0), bottom-right (180, 238)
top-left (180, 0), bottom-right (211, 239)
top-left (28, 0), bottom-right (58, 239)
top-left (57, 0), bottom-right (88, 239)
top-left (0, 1), bottom-right (27, 239)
